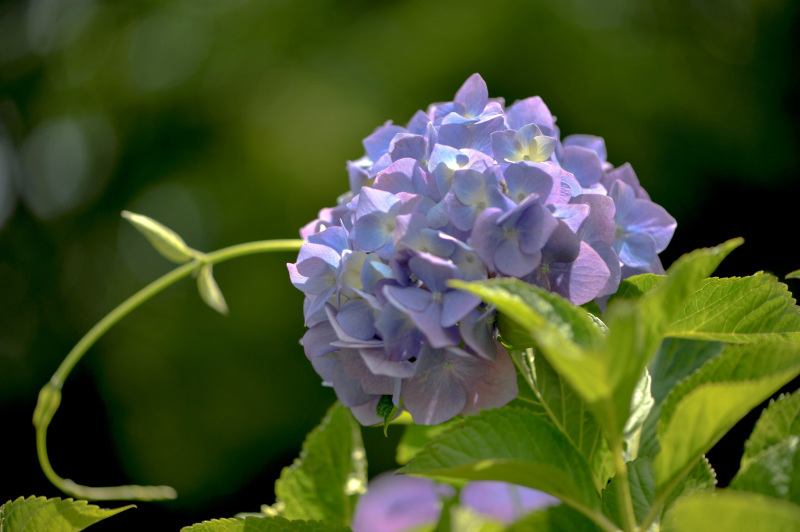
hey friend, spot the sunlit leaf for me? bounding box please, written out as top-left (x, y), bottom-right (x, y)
top-left (275, 402), bottom-right (367, 526)
top-left (654, 342), bottom-right (800, 495)
top-left (0, 496), bottom-right (133, 532)
top-left (665, 273), bottom-right (800, 343)
top-left (662, 492), bottom-right (800, 532)
top-left (743, 392), bottom-right (800, 467)
top-left (181, 517), bottom-right (349, 531)
top-left (399, 408), bottom-right (602, 515)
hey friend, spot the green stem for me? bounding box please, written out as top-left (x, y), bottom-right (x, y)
top-left (33, 239), bottom-right (303, 501)
top-left (613, 446), bottom-right (638, 532)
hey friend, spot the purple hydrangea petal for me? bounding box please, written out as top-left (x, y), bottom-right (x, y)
top-left (573, 193), bottom-right (616, 245)
top-left (300, 320), bottom-right (339, 359)
top-left (390, 133), bottom-right (427, 162)
top-left (351, 214), bottom-right (393, 253)
top-left (441, 290), bottom-right (480, 328)
top-left (456, 341), bottom-right (518, 415)
top-left (494, 238), bottom-right (537, 277)
top-left (360, 347), bottom-right (418, 378)
top-left (491, 130), bottom-right (519, 162)
top-left (331, 360), bottom-right (374, 408)
top-left (455, 73), bottom-right (490, 119)
top-left (591, 241), bottom-right (622, 298)
top-left (383, 285), bottom-right (432, 312)
top-left (349, 396), bottom-right (384, 426)
top-left (515, 199), bottom-right (559, 255)
top-left (438, 115), bottom-right (505, 155)
top-left (338, 349), bottom-right (394, 395)
top-left (352, 472), bottom-right (454, 532)
top-left (549, 203), bottom-right (590, 234)
top-left (406, 110), bottom-right (430, 135)
top-left (603, 162), bottom-right (650, 200)
top-left (503, 162), bottom-right (557, 205)
top-left (505, 96), bottom-right (556, 135)
top-left (363, 121), bottom-right (406, 162)
top-left (560, 145), bottom-right (603, 187)
top-left (460, 481), bottom-right (560, 523)
top-left (336, 299), bottom-right (377, 340)
top-left (458, 309), bottom-right (496, 361)
top-left (402, 348), bottom-right (467, 425)
top-left (564, 134), bottom-right (607, 163)
top-left (616, 231), bottom-right (658, 268)
top-left (534, 241), bottom-right (612, 305)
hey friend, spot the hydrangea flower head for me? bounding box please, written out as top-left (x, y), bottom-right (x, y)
top-left (289, 74), bottom-right (676, 426)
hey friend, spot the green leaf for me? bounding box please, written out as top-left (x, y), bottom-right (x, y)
top-left (275, 402), bottom-right (367, 525)
top-left (529, 352), bottom-right (614, 492)
top-left (399, 408), bottom-right (602, 515)
top-left (181, 516), bottom-right (350, 531)
top-left (607, 274), bottom-right (664, 304)
top-left (787, 269), bottom-right (800, 280)
top-left (197, 264), bottom-right (229, 315)
top-left (743, 392), bottom-right (800, 467)
top-left (662, 455), bottom-right (717, 514)
top-left (730, 435), bottom-right (800, 504)
top-left (396, 422), bottom-right (455, 466)
top-left (653, 342), bottom-right (800, 496)
top-left (121, 210), bottom-right (195, 263)
top-left (661, 492), bottom-right (800, 532)
top-left (504, 504), bottom-right (602, 532)
top-left (639, 339), bottom-right (725, 458)
top-left (0, 496), bottom-right (133, 532)
top-left (665, 273), bottom-right (800, 342)
top-left (601, 456), bottom-right (655, 528)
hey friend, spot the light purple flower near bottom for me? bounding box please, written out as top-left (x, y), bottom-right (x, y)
top-left (352, 472), bottom-right (560, 532)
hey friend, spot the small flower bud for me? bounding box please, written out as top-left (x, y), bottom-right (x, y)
top-left (121, 210), bottom-right (195, 264)
top-left (197, 264), bottom-right (228, 315)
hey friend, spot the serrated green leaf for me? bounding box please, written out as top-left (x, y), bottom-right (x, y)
top-left (787, 269), bottom-right (800, 280)
top-left (665, 273), bottom-right (800, 342)
top-left (530, 353), bottom-right (614, 492)
top-left (639, 339), bottom-right (724, 458)
top-left (602, 456), bottom-right (655, 528)
top-left (504, 504), bottom-right (602, 532)
top-left (275, 402), bottom-right (366, 526)
top-left (662, 455), bottom-right (717, 515)
top-left (730, 435), bottom-right (800, 504)
top-left (653, 342), bottom-right (800, 495)
top-left (399, 408), bottom-right (602, 516)
top-left (662, 492), bottom-right (800, 532)
top-left (121, 210), bottom-right (195, 263)
top-left (180, 516), bottom-right (350, 531)
top-left (743, 392), bottom-right (800, 467)
top-left (0, 496), bottom-right (133, 532)
top-left (608, 274), bottom-right (664, 304)
top-left (396, 422), bottom-right (455, 465)
top-left (197, 264), bottom-right (229, 315)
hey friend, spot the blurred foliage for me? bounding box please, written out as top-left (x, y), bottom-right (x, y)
top-left (0, 0), bottom-right (798, 529)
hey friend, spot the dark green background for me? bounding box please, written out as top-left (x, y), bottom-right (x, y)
top-left (1, 0), bottom-right (798, 529)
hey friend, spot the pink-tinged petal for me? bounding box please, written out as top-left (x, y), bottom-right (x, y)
top-left (591, 241), bottom-right (622, 298)
top-left (402, 349), bottom-right (467, 425)
top-left (458, 342), bottom-right (518, 415)
top-left (573, 193), bottom-right (615, 245)
top-left (549, 203), bottom-right (590, 233)
top-left (603, 162), bottom-right (650, 200)
top-left (331, 360), bottom-right (373, 408)
top-left (389, 133), bottom-right (427, 162)
top-left (551, 241), bottom-right (612, 305)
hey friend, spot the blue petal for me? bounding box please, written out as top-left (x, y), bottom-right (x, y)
top-left (390, 133), bottom-right (427, 162)
top-left (337, 299), bottom-right (377, 340)
top-left (616, 231), bottom-right (657, 268)
top-left (441, 290), bottom-right (480, 327)
top-left (503, 162), bottom-right (556, 204)
top-left (505, 96), bottom-right (555, 135)
top-left (454, 73), bottom-right (489, 118)
top-left (491, 130), bottom-right (519, 162)
top-left (363, 122), bottom-right (406, 162)
top-left (351, 214), bottom-right (392, 252)
top-left (561, 145), bottom-right (603, 187)
top-left (402, 348), bottom-right (467, 425)
top-left (494, 238), bottom-right (537, 277)
top-left (564, 134), bottom-right (607, 162)
top-left (301, 321), bottom-right (339, 359)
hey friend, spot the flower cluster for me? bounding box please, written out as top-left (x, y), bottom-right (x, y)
top-left (289, 74), bottom-right (676, 425)
top-left (351, 472), bottom-right (559, 532)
